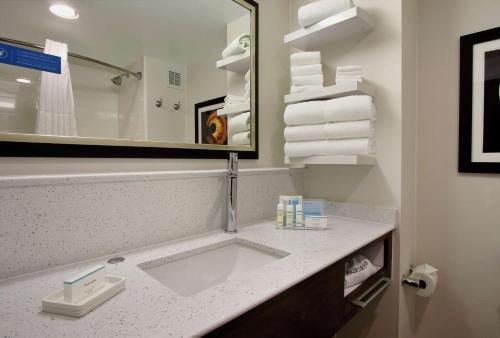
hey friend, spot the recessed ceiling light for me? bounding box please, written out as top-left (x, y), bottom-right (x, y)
top-left (16, 78), bottom-right (32, 84)
top-left (49, 4), bottom-right (79, 20)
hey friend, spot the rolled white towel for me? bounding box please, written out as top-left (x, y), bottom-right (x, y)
top-left (290, 85), bottom-right (323, 94)
top-left (229, 112), bottom-right (250, 133)
top-left (290, 51), bottom-right (321, 67)
top-left (291, 64), bottom-right (323, 77)
top-left (284, 120), bottom-right (374, 142)
top-left (284, 101), bottom-right (325, 126)
top-left (324, 95), bottom-right (375, 122)
top-left (232, 131), bottom-right (250, 145)
top-left (284, 138), bottom-right (376, 157)
top-left (292, 74), bottom-right (324, 86)
top-left (298, 0), bottom-right (353, 28)
top-left (222, 34), bottom-right (251, 59)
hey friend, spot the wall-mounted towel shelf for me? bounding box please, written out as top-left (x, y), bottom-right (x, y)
top-left (285, 155), bottom-right (375, 168)
top-left (217, 102), bottom-right (250, 116)
top-left (216, 50), bottom-right (250, 74)
top-left (284, 82), bottom-right (374, 104)
top-left (284, 7), bottom-right (374, 50)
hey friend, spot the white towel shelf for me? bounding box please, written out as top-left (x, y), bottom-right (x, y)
top-left (285, 155), bottom-right (375, 167)
top-left (284, 82), bottom-right (374, 104)
top-left (284, 7), bottom-right (374, 50)
top-left (217, 102), bottom-right (250, 116)
top-left (216, 50), bottom-right (250, 74)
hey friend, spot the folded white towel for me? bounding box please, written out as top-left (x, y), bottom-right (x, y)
top-left (229, 112), bottom-right (250, 133)
top-left (284, 138), bottom-right (376, 157)
top-left (336, 74), bottom-right (362, 80)
top-left (284, 120), bottom-right (374, 142)
top-left (284, 101), bottom-right (326, 126)
top-left (292, 74), bottom-right (324, 86)
top-left (290, 51), bottom-right (321, 67)
top-left (337, 65), bottom-right (362, 72)
top-left (225, 94), bottom-right (249, 105)
top-left (232, 131), bottom-right (250, 145)
top-left (290, 85), bottom-right (323, 94)
top-left (245, 70), bottom-right (250, 82)
top-left (291, 64), bottom-right (323, 77)
top-left (298, 0), bottom-right (353, 28)
top-left (345, 255), bottom-right (380, 288)
top-left (324, 95), bottom-right (375, 122)
top-left (222, 34), bottom-right (251, 59)
top-left (336, 78), bottom-right (363, 85)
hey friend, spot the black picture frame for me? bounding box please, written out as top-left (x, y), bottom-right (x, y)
top-left (194, 96), bottom-right (227, 145)
top-left (0, 0), bottom-right (259, 160)
top-left (459, 25), bottom-right (500, 173)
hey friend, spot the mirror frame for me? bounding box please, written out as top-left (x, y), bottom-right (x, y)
top-left (0, 0), bottom-right (259, 159)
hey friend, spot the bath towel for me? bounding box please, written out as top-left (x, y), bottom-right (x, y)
top-left (324, 95), bottom-right (375, 122)
top-left (284, 120), bottom-right (374, 142)
top-left (298, 0), bottom-right (353, 28)
top-left (290, 51), bottom-right (321, 67)
top-left (284, 138), bottom-right (375, 157)
top-left (284, 101), bottom-right (326, 126)
top-left (291, 64), bottom-right (323, 77)
top-left (232, 131), bottom-right (250, 145)
top-left (229, 112), bottom-right (250, 133)
top-left (292, 74), bottom-right (324, 86)
top-left (290, 85), bottom-right (323, 94)
top-left (222, 33), bottom-right (251, 59)
top-left (225, 94), bottom-right (249, 105)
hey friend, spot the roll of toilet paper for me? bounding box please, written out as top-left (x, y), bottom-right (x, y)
top-left (409, 264), bottom-right (438, 297)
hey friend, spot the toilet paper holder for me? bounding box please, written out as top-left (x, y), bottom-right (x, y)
top-left (401, 265), bottom-right (426, 289)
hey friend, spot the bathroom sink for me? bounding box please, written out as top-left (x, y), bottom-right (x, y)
top-left (138, 238), bottom-right (288, 296)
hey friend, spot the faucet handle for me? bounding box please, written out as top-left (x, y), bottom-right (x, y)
top-left (228, 152), bottom-right (238, 173)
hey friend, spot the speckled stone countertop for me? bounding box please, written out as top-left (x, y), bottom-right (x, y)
top-left (0, 217), bottom-right (394, 338)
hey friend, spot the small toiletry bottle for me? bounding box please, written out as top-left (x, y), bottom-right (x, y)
top-left (295, 204), bottom-right (303, 226)
top-left (276, 203), bottom-right (284, 227)
top-left (286, 201), bottom-right (294, 227)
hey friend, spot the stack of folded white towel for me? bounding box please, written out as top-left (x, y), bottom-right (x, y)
top-left (336, 65), bottom-right (363, 84)
top-left (229, 112), bottom-right (251, 146)
top-left (221, 70), bottom-right (251, 114)
top-left (284, 95), bottom-right (376, 157)
top-left (222, 33), bottom-right (251, 59)
top-left (290, 52), bottom-right (323, 94)
top-left (298, 0), bottom-right (353, 28)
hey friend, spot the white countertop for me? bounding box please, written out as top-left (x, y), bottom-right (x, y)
top-left (0, 217), bottom-right (394, 338)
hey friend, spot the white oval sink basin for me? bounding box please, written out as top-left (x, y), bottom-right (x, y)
top-left (138, 238), bottom-right (289, 297)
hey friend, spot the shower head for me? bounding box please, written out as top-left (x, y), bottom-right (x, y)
top-left (110, 73), bottom-right (130, 86)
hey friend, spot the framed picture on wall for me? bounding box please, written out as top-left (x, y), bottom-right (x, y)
top-left (194, 96), bottom-right (228, 145)
top-left (459, 26), bottom-right (500, 173)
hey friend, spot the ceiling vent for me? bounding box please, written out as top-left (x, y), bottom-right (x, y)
top-left (168, 70), bottom-right (182, 89)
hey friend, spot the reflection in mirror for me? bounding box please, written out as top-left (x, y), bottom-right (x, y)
top-left (0, 0), bottom-right (254, 150)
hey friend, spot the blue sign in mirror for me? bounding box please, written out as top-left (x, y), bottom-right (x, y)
top-left (0, 43), bottom-right (61, 74)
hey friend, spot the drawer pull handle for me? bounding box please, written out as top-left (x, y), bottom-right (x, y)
top-left (352, 277), bottom-right (391, 308)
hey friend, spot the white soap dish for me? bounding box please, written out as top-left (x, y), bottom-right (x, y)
top-left (42, 275), bottom-right (126, 317)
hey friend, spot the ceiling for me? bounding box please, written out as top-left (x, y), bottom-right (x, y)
top-left (0, 0), bottom-right (249, 69)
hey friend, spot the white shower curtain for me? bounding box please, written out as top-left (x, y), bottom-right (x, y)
top-left (36, 39), bottom-right (77, 136)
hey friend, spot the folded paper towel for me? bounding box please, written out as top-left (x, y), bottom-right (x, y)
top-left (298, 0), bottom-right (353, 27)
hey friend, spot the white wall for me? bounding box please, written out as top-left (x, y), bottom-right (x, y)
top-left (0, 0), bottom-right (290, 175)
top-left (414, 0), bottom-right (500, 337)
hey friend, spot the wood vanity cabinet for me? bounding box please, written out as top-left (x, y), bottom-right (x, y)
top-left (205, 232), bottom-right (392, 338)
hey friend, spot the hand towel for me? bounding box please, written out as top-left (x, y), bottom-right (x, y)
top-left (292, 74), bottom-right (324, 86)
top-left (345, 255), bottom-right (380, 288)
top-left (222, 33), bottom-right (251, 59)
top-left (336, 65), bottom-right (362, 72)
top-left (284, 138), bottom-right (375, 157)
top-left (298, 0), bottom-right (353, 28)
top-left (284, 101), bottom-right (326, 126)
top-left (337, 70), bottom-right (362, 76)
top-left (284, 120), bottom-right (374, 142)
top-left (336, 78), bottom-right (363, 84)
top-left (291, 51), bottom-right (321, 67)
top-left (229, 112), bottom-right (250, 133)
top-left (324, 95), bottom-right (375, 122)
top-left (291, 64), bottom-right (323, 77)
top-left (232, 131), bottom-right (250, 145)
top-left (290, 85), bottom-right (323, 94)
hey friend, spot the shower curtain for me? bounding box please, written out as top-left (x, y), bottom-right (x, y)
top-left (36, 39), bottom-right (77, 136)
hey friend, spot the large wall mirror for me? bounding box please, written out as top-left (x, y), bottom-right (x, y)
top-left (0, 0), bottom-right (258, 158)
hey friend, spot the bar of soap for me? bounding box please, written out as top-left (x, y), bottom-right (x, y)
top-left (63, 265), bottom-right (105, 303)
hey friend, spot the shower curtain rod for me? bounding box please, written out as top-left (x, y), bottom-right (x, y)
top-left (0, 36), bottom-right (142, 80)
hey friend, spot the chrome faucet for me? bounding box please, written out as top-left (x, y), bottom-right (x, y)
top-left (225, 152), bottom-right (238, 233)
